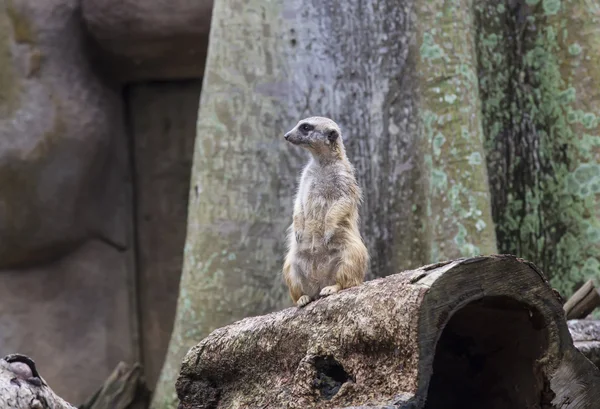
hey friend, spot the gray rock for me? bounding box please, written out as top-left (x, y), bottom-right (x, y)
top-left (81, 0), bottom-right (213, 82)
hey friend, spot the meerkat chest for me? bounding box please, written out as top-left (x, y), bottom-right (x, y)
top-left (300, 168), bottom-right (349, 213)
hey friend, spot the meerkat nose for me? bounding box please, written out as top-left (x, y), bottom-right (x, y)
top-left (284, 132), bottom-right (290, 140)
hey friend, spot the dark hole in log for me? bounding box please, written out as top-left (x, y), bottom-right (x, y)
top-left (424, 296), bottom-right (553, 409)
top-left (312, 356), bottom-right (351, 400)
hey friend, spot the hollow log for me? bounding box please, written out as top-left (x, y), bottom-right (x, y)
top-left (176, 255), bottom-right (600, 409)
top-left (564, 280), bottom-right (600, 320)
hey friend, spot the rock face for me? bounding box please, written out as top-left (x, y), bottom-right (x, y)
top-left (0, 0), bottom-right (209, 403)
top-left (81, 0), bottom-right (213, 82)
top-left (176, 256), bottom-right (600, 409)
top-left (0, 0), bottom-right (135, 402)
top-left (0, 0), bottom-right (129, 269)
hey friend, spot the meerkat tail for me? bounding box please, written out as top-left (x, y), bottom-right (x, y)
top-left (283, 255), bottom-right (303, 303)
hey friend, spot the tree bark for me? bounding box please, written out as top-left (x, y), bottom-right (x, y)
top-left (152, 0), bottom-right (498, 406)
top-left (176, 255), bottom-right (600, 409)
top-left (478, 0), bottom-right (600, 297)
top-left (564, 280), bottom-right (600, 320)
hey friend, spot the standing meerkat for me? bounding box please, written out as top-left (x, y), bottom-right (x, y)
top-left (282, 116), bottom-right (369, 307)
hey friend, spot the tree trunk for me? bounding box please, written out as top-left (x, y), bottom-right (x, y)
top-left (176, 255), bottom-right (600, 409)
top-left (152, 0), bottom-right (498, 406)
top-left (477, 0), bottom-right (600, 297)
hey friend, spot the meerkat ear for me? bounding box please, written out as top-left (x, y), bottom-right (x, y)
top-left (327, 130), bottom-right (339, 142)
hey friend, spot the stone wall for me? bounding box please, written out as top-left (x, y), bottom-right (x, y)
top-left (0, 0), bottom-right (211, 402)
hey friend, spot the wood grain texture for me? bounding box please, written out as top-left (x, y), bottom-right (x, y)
top-left (564, 280), bottom-right (600, 320)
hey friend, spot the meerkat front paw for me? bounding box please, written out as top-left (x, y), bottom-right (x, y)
top-left (320, 284), bottom-right (341, 297)
top-left (295, 230), bottom-right (303, 243)
top-left (296, 295), bottom-right (311, 307)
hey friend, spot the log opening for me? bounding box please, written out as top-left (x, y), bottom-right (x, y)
top-left (424, 296), bottom-right (552, 409)
top-left (313, 356), bottom-right (353, 400)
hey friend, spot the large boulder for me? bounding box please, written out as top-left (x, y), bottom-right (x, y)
top-left (0, 0), bottom-right (128, 268)
top-left (0, 0), bottom-right (132, 402)
top-left (0, 0), bottom-right (211, 402)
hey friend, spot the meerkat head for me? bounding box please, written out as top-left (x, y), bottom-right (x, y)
top-left (284, 116), bottom-right (344, 159)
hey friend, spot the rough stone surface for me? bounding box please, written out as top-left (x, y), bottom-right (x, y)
top-left (0, 0), bottom-right (129, 267)
top-left (1, 0), bottom-right (209, 401)
top-left (0, 0), bottom-right (135, 403)
top-left (0, 242), bottom-right (135, 404)
top-left (81, 0), bottom-right (213, 82)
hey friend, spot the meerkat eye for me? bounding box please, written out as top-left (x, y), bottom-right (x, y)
top-left (327, 130), bottom-right (339, 141)
top-left (299, 123), bottom-right (313, 133)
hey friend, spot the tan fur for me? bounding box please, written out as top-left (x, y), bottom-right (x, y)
top-left (282, 117), bottom-right (369, 307)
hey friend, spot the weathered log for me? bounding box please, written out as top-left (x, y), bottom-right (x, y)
top-left (0, 354), bottom-right (75, 409)
top-left (568, 319), bottom-right (600, 369)
top-left (0, 355), bottom-right (150, 409)
top-left (176, 255), bottom-right (600, 409)
top-left (564, 280), bottom-right (600, 320)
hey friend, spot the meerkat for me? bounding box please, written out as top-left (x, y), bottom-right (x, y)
top-left (282, 116), bottom-right (369, 307)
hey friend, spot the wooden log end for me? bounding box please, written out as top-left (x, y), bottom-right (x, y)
top-left (564, 279), bottom-right (600, 320)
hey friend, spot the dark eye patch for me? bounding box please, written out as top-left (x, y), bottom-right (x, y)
top-left (327, 129), bottom-right (339, 141)
top-left (299, 123), bottom-right (314, 134)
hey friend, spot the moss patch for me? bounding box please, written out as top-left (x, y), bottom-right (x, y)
top-left (476, 0), bottom-right (600, 297)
